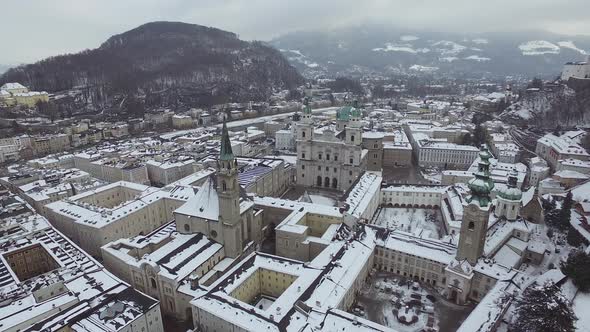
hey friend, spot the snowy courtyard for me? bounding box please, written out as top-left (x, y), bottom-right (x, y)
top-left (353, 272), bottom-right (474, 332)
top-left (371, 207), bottom-right (446, 239)
top-left (252, 295), bottom-right (276, 311)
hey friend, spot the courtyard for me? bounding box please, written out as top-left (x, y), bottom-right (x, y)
top-left (353, 272), bottom-right (474, 332)
top-left (371, 207), bottom-right (447, 239)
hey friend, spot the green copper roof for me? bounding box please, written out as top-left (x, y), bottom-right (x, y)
top-left (219, 120), bottom-right (234, 161)
top-left (303, 97), bottom-right (312, 115)
top-left (467, 146), bottom-right (494, 207)
top-left (497, 169), bottom-right (522, 201)
top-left (337, 105), bottom-right (353, 121)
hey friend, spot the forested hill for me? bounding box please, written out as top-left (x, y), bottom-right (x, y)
top-left (0, 21), bottom-right (304, 112)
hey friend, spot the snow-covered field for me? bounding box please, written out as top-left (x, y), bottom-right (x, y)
top-left (354, 273), bottom-right (473, 332)
top-left (557, 41), bottom-right (587, 55)
top-left (465, 55), bottom-right (491, 62)
top-left (519, 40), bottom-right (560, 55)
top-left (371, 207), bottom-right (444, 239)
top-left (409, 64), bottom-right (439, 72)
top-left (309, 194), bottom-right (336, 206)
top-left (372, 43), bottom-right (429, 54)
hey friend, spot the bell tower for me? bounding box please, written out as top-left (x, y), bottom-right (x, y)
top-left (217, 120), bottom-right (242, 258)
top-left (456, 146), bottom-right (494, 265)
top-left (346, 100), bottom-right (363, 146)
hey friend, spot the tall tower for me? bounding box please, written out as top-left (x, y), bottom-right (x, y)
top-left (456, 146), bottom-right (494, 265)
top-left (495, 169), bottom-right (522, 221)
top-left (217, 120), bottom-right (242, 258)
top-left (346, 100), bottom-right (363, 146)
top-left (296, 98), bottom-right (314, 187)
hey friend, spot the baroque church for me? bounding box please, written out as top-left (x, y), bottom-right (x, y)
top-left (295, 99), bottom-right (368, 192)
top-left (174, 120), bottom-right (262, 258)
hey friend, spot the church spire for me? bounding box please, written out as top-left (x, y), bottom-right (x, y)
top-left (220, 119), bottom-right (234, 161)
top-left (467, 145), bottom-right (494, 207)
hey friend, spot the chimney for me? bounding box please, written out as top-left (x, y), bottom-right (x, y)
top-left (189, 276), bottom-right (199, 290)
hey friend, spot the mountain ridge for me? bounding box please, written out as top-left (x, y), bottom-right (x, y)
top-left (271, 25), bottom-right (590, 78)
top-left (0, 21), bottom-right (304, 113)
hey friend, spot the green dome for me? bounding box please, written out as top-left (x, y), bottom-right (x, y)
top-left (497, 169), bottom-right (521, 201)
top-left (337, 105), bottom-right (353, 121)
top-left (497, 187), bottom-right (522, 201)
top-left (351, 107), bottom-right (362, 118)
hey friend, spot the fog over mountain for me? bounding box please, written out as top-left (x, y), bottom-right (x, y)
top-left (1, 0), bottom-right (589, 64)
top-left (271, 25), bottom-right (590, 78)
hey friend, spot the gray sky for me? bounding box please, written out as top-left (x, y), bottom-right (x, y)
top-left (2, 0), bottom-right (590, 64)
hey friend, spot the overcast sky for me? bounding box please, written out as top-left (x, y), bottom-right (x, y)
top-left (2, 0), bottom-right (590, 64)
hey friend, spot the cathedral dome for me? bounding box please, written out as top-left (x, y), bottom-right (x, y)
top-left (336, 105), bottom-right (353, 121)
top-left (497, 186), bottom-right (522, 201)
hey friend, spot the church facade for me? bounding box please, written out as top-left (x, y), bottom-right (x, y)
top-left (295, 100), bottom-right (368, 192)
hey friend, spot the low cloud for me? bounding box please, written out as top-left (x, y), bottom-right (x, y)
top-left (2, 0), bottom-right (589, 63)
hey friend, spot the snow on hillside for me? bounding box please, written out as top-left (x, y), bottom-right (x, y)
top-left (431, 41), bottom-right (467, 55)
top-left (372, 43), bottom-right (429, 54)
top-left (282, 49), bottom-right (319, 68)
top-left (440, 56), bottom-right (459, 62)
top-left (519, 40), bottom-right (560, 55)
top-left (409, 64), bottom-right (439, 72)
top-left (465, 55), bottom-right (491, 62)
top-left (472, 38), bottom-right (488, 44)
top-left (400, 35), bottom-right (419, 41)
top-left (558, 41), bottom-right (587, 55)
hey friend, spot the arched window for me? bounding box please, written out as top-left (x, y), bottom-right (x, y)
top-left (222, 181), bottom-right (227, 191)
top-left (150, 278), bottom-right (157, 289)
top-left (326, 154), bottom-right (330, 160)
top-left (350, 135), bottom-right (355, 142)
top-left (324, 177), bottom-right (330, 188)
top-left (184, 224), bottom-right (190, 232)
top-left (332, 178), bottom-right (338, 189)
top-left (302, 131), bottom-right (306, 138)
top-left (317, 176), bottom-right (322, 186)
top-left (468, 221), bottom-right (475, 230)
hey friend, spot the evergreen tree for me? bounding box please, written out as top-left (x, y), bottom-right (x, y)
top-left (558, 191), bottom-right (573, 230)
top-left (561, 251), bottom-right (590, 292)
top-left (566, 227), bottom-right (587, 248)
top-left (461, 133), bottom-right (473, 146)
top-left (511, 283), bottom-right (576, 332)
top-left (473, 123), bottom-right (486, 147)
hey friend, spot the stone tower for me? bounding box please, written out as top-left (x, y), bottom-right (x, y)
top-left (457, 146), bottom-right (494, 265)
top-left (217, 120), bottom-right (242, 258)
top-left (345, 100), bottom-right (363, 146)
top-left (495, 169), bottom-right (522, 221)
top-left (297, 97), bottom-right (314, 140)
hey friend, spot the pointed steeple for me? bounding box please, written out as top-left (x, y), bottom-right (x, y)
top-left (220, 120), bottom-right (234, 161)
